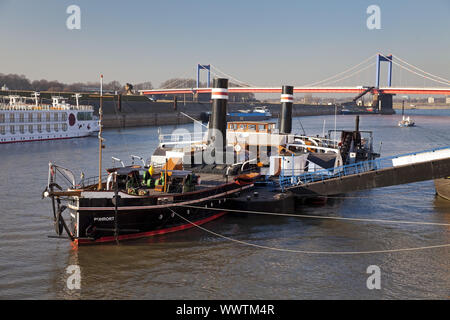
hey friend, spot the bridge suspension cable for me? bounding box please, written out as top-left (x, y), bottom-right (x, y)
top-left (300, 54), bottom-right (376, 87)
top-left (311, 62), bottom-right (374, 86)
top-left (392, 54), bottom-right (450, 84)
top-left (162, 78), bottom-right (183, 88)
top-left (380, 54), bottom-right (450, 86)
top-left (209, 64), bottom-right (254, 87)
top-left (155, 53), bottom-right (449, 91)
top-left (159, 76), bottom-right (196, 89)
top-left (210, 55), bottom-right (376, 88)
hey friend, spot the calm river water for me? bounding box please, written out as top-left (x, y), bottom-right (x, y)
top-left (0, 110), bottom-right (449, 299)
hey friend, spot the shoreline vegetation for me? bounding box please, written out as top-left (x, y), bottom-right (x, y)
top-left (0, 73), bottom-right (255, 102)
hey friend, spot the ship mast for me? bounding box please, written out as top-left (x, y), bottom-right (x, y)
top-left (98, 75), bottom-right (104, 190)
top-left (32, 92), bottom-right (40, 108)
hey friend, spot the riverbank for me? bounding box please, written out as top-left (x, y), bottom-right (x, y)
top-left (73, 94), bottom-right (343, 128)
top-left (100, 101), bottom-right (342, 128)
top-left (393, 102), bottom-right (450, 110)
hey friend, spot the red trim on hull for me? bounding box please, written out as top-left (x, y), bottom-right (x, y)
top-left (77, 211), bottom-right (226, 245)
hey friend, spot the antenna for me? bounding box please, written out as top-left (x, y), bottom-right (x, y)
top-left (72, 93), bottom-right (82, 107)
top-left (334, 104), bottom-right (337, 143)
top-left (98, 75), bottom-right (104, 190)
top-left (32, 92), bottom-right (40, 107)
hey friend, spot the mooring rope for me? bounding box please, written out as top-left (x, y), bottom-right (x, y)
top-left (179, 111), bottom-right (208, 129)
top-left (175, 204), bottom-right (450, 227)
top-left (167, 208), bottom-right (450, 255)
top-left (306, 185), bottom-right (437, 201)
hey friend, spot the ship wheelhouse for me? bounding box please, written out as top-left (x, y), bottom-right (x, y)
top-left (227, 121), bottom-right (276, 133)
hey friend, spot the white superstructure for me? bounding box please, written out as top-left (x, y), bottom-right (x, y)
top-left (0, 94), bottom-right (99, 143)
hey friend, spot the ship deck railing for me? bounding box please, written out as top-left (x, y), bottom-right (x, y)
top-left (278, 146), bottom-right (450, 190)
top-left (158, 132), bottom-right (207, 144)
top-left (292, 135), bottom-right (340, 148)
top-left (0, 104), bottom-right (94, 111)
top-left (76, 175), bottom-right (106, 189)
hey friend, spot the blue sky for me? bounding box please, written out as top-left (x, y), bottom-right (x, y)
top-left (0, 0), bottom-right (449, 88)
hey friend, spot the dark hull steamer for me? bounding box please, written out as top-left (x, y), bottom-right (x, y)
top-left (45, 164), bottom-right (253, 245)
top-left (43, 79), bottom-right (384, 246)
top-left (43, 77), bottom-right (257, 245)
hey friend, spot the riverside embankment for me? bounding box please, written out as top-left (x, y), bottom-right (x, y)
top-left (83, 96), bottom-right (341, 128)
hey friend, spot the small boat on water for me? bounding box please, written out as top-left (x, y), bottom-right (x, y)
top-left (341, 107), bottom-right (356, 115)
top-left (398, 102), bottom-right (415, 127)
top-left (398, 116), bottom-right (415, 127)
top-left (227, 106), bottom-right (272, 121)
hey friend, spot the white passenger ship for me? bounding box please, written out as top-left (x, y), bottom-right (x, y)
top-left (0, 93), bottom-right (99, 143)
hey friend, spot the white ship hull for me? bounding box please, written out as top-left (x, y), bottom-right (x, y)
top-left (0, 96), bottom-right (99, 144)
top-left (0, 126), bottom-right (98, 144)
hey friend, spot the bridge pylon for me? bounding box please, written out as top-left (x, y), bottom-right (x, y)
top-left (375, 53), bottom-right (393, 88)
top-left (374, 54), bottom-right (395, 114)
top-left (197, 64), bottom-right (211, 88)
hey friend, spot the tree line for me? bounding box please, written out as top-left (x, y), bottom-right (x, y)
top-left (158, 78), bottom-right (256, 101)
top-left (0, 73), bottom-right (255, 100)
top-left (0, 73), bottom-right (153, 93)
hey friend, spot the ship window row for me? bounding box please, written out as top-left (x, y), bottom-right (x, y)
top-left (77, 112), bottom-right (93, 121)
top-left (0, 112), bottom-right (68, 123)
top-left (0, 124), bottom-right (68, 134)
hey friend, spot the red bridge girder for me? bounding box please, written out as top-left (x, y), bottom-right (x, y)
top-left (141, 87), bottom-right (450, 96)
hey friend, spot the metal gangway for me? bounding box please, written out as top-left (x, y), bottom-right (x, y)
top-left (279, 146), bottom-right (450, 192)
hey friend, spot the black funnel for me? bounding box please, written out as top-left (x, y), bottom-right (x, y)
top-left (280, 85), bottom-right (293, 134)
top-left (208, 78), bottom-right (228, 158)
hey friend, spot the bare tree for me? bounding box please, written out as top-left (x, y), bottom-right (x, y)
top-left (134, 81), bottom-right (154, 90)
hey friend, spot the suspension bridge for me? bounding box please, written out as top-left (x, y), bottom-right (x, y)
top-left (140, 53), bottom-right (450, 113)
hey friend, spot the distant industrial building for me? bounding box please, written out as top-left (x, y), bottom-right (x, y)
top-left (303, 93), bottom-right (313, 104)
